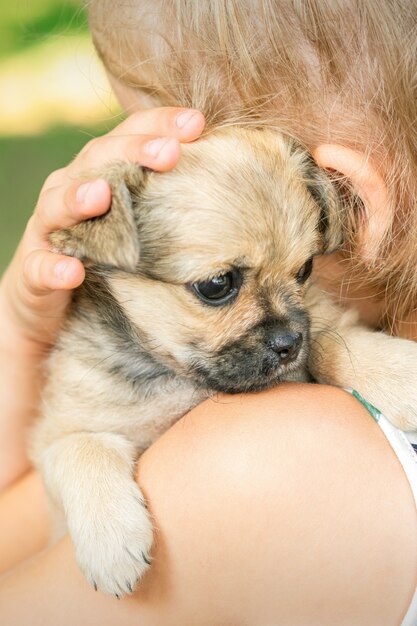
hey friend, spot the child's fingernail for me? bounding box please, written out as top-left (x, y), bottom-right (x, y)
top-left (76, 182), bottom-right (91, 204)
top-left (54, 260), bottom-right (70, 281)
top-left (176, 110), bottom-right (200, 129)
top-left (146, 137), bottom-right (170, 157)
top-left (76, 179), bottom-right (109, 212)
top-left (54, 259), bottom-right (80, 284)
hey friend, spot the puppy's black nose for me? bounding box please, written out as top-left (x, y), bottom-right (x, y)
top-left (267, 331), bottom-right (302, 364)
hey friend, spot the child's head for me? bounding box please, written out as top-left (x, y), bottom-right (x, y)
top-left (88, 0), bottom-right (417, 327)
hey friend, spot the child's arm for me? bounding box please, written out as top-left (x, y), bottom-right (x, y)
top-left (0, 107), bottom-right (205, 491)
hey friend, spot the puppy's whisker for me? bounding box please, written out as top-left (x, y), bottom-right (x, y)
top-left (79, 352), bottom-right (121, 382)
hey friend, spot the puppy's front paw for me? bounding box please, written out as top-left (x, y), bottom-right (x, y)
top-left (373, 378), bottom-right (417, 432)
top-left (71, 483), bottom-right (153, 596)
top-left (354, 338), bottom-right (417, 432)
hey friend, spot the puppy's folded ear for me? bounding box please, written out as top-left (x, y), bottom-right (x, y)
top-left (50, 163), bottom-right (147, 271)
top-left (302, 153), bottom-right (345, 254)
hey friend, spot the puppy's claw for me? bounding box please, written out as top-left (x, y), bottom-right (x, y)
top-left (125, 546), bottom-right (142, 563)
top-left (136, 495), bottom-right (148, 509)
top-left (73, 483), bottom-right (153, 596)
top-left (142, 551), bottom-right (151, 566)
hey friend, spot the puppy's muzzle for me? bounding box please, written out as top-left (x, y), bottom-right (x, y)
top-left (266, 330), bottom-right (302, 365)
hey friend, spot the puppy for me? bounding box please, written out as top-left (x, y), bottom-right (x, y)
top-left (31, 127), bottom-right (417, 596)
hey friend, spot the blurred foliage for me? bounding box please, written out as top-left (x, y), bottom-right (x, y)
top-left (0, 1), bottom-right (114, 273)
top-left (0, 0), bottom-right (87, 58)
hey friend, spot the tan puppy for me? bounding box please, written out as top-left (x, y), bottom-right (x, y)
top-left (31, 128), bottom-right (417, 596)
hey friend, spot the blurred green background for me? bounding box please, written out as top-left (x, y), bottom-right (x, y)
top-left (0, 0), bottom-right (120, 272)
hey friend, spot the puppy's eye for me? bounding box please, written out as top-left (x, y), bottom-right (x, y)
top-left (296, 257), bottom-right (313, 284)
top-left (191, 271), bottom-right (241, 306)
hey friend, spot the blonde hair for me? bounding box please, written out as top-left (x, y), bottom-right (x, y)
top-left (88, 0), bottom-right (417, 328)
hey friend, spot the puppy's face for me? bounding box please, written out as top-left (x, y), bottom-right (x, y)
top-left (110, 129), bottom-right (343, 392)
top-left (55, 128), bottom-right (343, 393)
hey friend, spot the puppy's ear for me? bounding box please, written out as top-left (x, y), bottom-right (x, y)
top-left (302, 152), bottom-right (345, 253)
top-left (50, 163), bottom-right (146, 271)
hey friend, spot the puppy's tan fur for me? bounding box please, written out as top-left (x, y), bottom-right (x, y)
top-left (31, 128), bottom-right (417, 596)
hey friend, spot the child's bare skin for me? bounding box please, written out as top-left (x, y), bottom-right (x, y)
top-left (1, 384), bottom-right (416, 626)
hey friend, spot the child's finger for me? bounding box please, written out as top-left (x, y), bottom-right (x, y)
top-left (69, 133), bottom-right (182, 177)
top-left (33, 179), bottom-right (111, 236)
top-left (22, 250), bottom-right (85, 297)
top-left (109, 108), bottom-right (205, 142)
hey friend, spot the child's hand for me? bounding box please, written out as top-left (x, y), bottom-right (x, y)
top-left (0, 108), bottom-right (205, 350)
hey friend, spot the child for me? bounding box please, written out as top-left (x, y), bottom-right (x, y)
top-left (0, 1), bottom-right (416, 623)
top-left (90, 0), bottom-right (417, 335)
